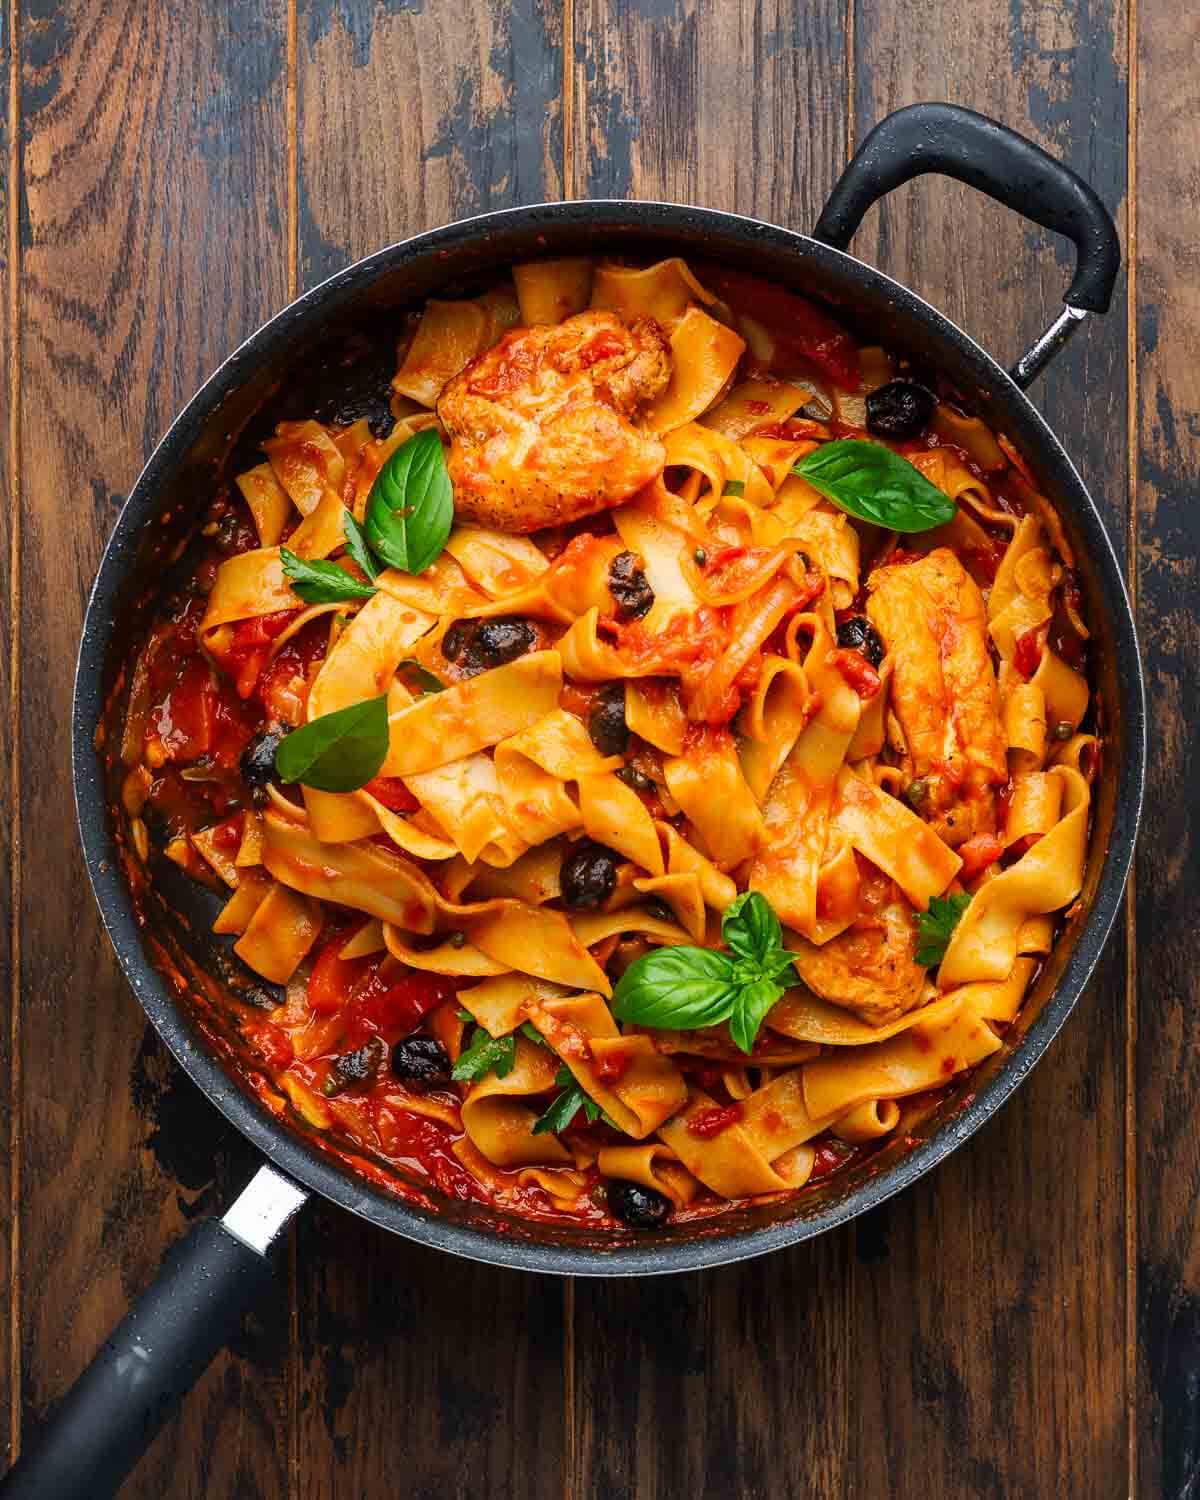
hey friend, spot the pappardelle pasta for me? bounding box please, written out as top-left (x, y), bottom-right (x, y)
top-left (114, 256), bottom-right (1098, 1231)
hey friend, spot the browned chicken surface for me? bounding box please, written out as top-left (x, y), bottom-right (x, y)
top-left (867, 547), bottom-right (1006, 845)
top-left (437, 311), bottom-right (671, 532)
top-left (787, 899), bottom-right (926, 1027)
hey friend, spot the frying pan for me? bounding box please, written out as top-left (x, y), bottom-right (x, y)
top-left (3, 103), bottom-right (1143, 1497)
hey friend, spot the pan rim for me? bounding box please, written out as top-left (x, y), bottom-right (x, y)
top-left (72, 198), bottom-right (1146, 1276)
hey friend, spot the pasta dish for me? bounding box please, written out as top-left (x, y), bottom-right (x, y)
top-left (112, 256), bottom-right (1097, 1232)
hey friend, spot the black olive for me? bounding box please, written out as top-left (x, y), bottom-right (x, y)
top-left (441, 619), bottom-right (476, 662)
top-left (560, 840), bottom-right (619, 910)
top-left (239, 724), bottom-right (289, 804)
top-left (865, 379), bottom-right (937, 440)
top-left (391, 1036), bottom-right (453, 1091)
top-left (473, 617), bottom-right (538, 667)
top-left (607, 1179), bottom-right (672, 1229)
top-left (443, 617), bottom-right (537, 675)
top-left (587, 685), bottom-right (630, 756)
top-left (836, 615), bottom-right (886, 668)
top-left (609, 551), bottom-right (655, 620)
top-left (616, 765), bottom-right (655, 795)
top-left (323, 1036), bottom-right (388, 1096)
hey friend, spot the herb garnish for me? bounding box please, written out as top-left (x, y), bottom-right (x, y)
top-left (342, 511), bottom-right (380, 582)
top-left (612, 891), bottom-right (799, 1054)
top-left (793, 439), bottom-right (957, 533)
top-left (914, 893), bottom-right (972, 967)
top-left (274, 694), bottom-right (389, 792)
top-left (532, 1066), bottom-right (620, 1134)
top-left (451, 1026), bottom-right (517, 1083)
top-left (397, 659), bottom-right (447, 695)
top-left (365, 427), bottom-right (454, 575)
top-left (280, 547), bottom-right (377, 604)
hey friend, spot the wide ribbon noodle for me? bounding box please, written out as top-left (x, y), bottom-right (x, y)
top-left (122, 249), bottom-right (1102, 1231)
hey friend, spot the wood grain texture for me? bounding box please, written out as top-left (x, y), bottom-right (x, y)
top-left (15, 2), bottom-right (292, 1495)
top-left (1, 0), bottom-right (15, 1470)
top-left (851, 2), bottom-right (1131, 1495)
top-left (565, 5), bottom-right (854, 1495)
top-left (297, 0), bottom-right (564, 288)
top-left (1133, 1), bottom-right (1200, 1493)
top-left (566, 0), bottom-right (847, 228)
top-left (293, 6), bottom-right (569, 1497)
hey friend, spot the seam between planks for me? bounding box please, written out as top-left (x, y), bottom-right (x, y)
top-left (559, 12), bottom-right (578, 1500)
top-left (286, 4), bottom-right (299, 1496)
top-left (1122, 0), bottom-right (1139, 1490)
top-left (5, 0), bottom-right (21, 1467)
top-left (562, 0), bottom-right (575, 199)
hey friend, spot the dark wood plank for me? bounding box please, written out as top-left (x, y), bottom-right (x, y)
top-left (0, 0), bottom-right (16, 1469)
top-left (1133, 3), bottom-right (1200, 1493)
top-left (851, 5), bottom-right (1131, 1496)
top-left (566, 0), bottom-right (847, 228)
top-left (293, 6), bottom-right (568, 1497)
top-left (16, 2), bottom-right (292, 1494)
top-left (297, 0), bottom-right (564, 287)
top-left (566, 5), bottom-right (853, 1496)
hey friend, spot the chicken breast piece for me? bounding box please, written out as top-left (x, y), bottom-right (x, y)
top-left (788, 900), bottom-right (926, 1027)
top-left (437, 311), bottom-right (672, 533)
top-left (866, 547), bottom-right (1006, 845)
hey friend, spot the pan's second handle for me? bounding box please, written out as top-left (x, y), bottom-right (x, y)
top-left (812, 102), bottom-right (1121, 387)
top-left (1, 1165), bottom-right (307, 1500)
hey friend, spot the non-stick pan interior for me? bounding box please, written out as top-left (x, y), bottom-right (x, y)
top-left (75, 203), bottom-right (1143, 1273)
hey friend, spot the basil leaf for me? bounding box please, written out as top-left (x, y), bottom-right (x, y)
top-left (611, 946), bottom-right (737, 1030)
top-left (721, 891), bottom-right (782, 964)
top-left (794, 439), bottom-right (957, 533)
top-left (915, 892), bottom-right (973, 967)
top-left (729, 976), bottom-right (785, 1054)
top-left (397, 659), bottom-right (446, 695)
top-left (532, 1082), bottom-right (588, 1135)
top-left (342, 511), bottom-right (380, 582)
top-left (274, 694), bottom-right (388, 792)
top-left (451, 1027), bottom-right (517, 1083)
top-left (280, 547), bottom-right (377, 604)
top-left (365, 428), bottom-right (453, 575)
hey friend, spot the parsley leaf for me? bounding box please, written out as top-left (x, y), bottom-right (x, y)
top-left (532, 1081), bottom-right (590, 1134)
top-left (451, 1026), bottom-right (517, 1083)
top-left (342, 511), bottom-right (380, 582)
top-left (915, 893), bottom-right (973, 967)
top-left (280, 547), bottom-right (377, 604)
top-left (519, 1021), bottom-right (548, 1047)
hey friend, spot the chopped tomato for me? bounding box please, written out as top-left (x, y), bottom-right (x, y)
top-left (308, 938), bottom-right (373, 1016)
top-left (957, 833), bottom-right (1005, 881)
top-left (364, 776), bottom-right (420, 814)
top-left (809, 1138), bottom-right (855, 1179)
top-left (592, 1048), bottom-right (631, 1084)
top-left (687, 1103), bottom-right (744, 1139)
top-left (829, 648), bottom-right (881, 699)
top-left (1013, 626), bottom-right (1045, 681)
top-left (210, 816), bottom-right (243, 852)
top-left (699, 268), bottom-right (861, 391)
top-left (242, 1020), bottom-right (294, 1071)
top-left (352, 966), bottom-right (461, 1039)
top-left (149, 656), bottom-right (218, 761)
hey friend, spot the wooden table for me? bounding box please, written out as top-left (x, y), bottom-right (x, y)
top-left (1, 2), bottom-right (1192, 1495)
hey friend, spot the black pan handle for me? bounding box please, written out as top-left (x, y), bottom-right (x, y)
top-left (0, 1166), bottom-right (307, 1499)
top-left (813, 103), bottom-right (1121, 385)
